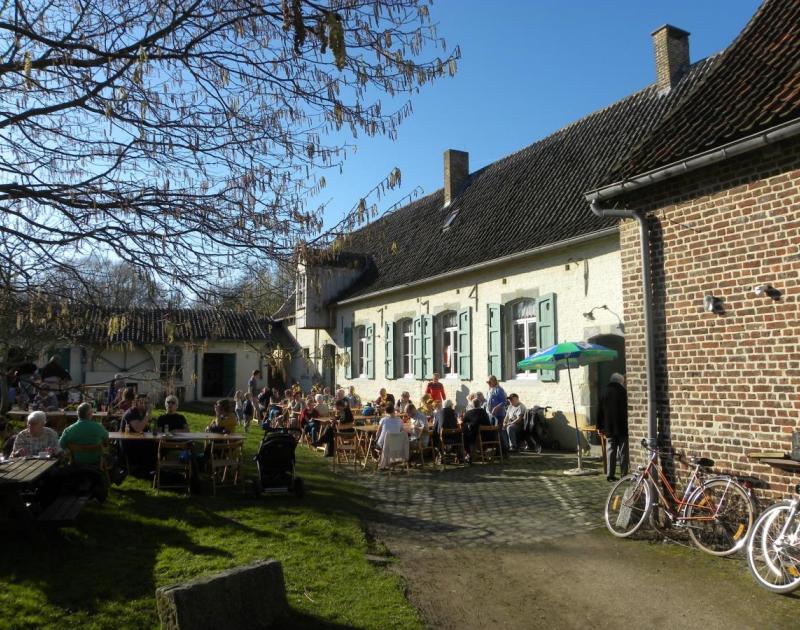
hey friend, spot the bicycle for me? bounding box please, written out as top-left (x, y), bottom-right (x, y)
top-left (746, 483), bottom-right (800, 593)
top-left (604, 439), bottom-right (755, 556)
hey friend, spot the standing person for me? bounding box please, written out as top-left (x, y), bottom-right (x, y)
top-left (486, 375), bottom-right (508, 450)
top-left (597, 373), bottom-right (629, 482)
top-left (425, 373), bottom-right (446, 403)
top-left (234, 390), bottom-right (245, 428)
top-left (243, 393), bottom-right (256, 431)
top-left (248, 369), bottom-right (261, 403)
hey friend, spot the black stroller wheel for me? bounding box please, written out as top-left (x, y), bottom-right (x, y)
top-left (293, 477), bottom-right (305, 498)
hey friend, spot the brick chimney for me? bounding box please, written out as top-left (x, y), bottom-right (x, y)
top-left (651, 25), bottom-right (690, 92)
top-left (443, 149), bottom-right (469, 207)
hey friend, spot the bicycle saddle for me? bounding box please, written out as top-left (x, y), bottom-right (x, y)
top-left (690, 456), bottom-right (715, 468)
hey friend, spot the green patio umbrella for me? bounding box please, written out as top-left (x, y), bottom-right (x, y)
top-left (517, 341), bottom-right (618, 475)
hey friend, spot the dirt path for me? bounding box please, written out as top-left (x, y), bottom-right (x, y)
top-left (348, 454), bottom-right (800, 629)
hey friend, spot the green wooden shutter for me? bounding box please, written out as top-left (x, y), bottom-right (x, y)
top-left (536, 293), bottom-right (557, 382)
top-left (487, 304), bottom-right (503, 379)
top-left (385, 321), bottom-right (395, 379)
top-left (422, 314), bottom-right (434, 379)
top-left (343, 327), bottom-right (353, 379)
top-left (412, 316), bottom-right (423, 379)
top-left (365, 323), bottom-right (375, 379)
top-left (457, 307), bottom-right (472, 380)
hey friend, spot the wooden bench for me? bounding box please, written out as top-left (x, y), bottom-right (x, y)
top-left (37, 495), bottom-right (88, 524)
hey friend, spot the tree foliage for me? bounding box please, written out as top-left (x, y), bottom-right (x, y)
top-left (0, 0), bottom-right (458, 302)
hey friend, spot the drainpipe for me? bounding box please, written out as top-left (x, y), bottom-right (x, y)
top-left (590, 201), bottom-right (657, 448)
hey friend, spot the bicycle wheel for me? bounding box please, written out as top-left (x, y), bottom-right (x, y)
top-left (604, 474), bottom-right (652, 537)
top-left (685, 478), bottom-right (754, 556)
top-left (747, 502), bottom-right (800, 594)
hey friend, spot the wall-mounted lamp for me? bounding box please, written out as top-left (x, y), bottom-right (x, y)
top-left (582, 305), bottom-right (607, 320)
top-left (753, 284), bottom-right (782, 300)
top-left (703, 294), bottom-right (724, 314)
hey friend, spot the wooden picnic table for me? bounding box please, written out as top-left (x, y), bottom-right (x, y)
top-left (0, 457), bottom-right (59, 521)
top-left (108, 431), bottom-right (245, 442)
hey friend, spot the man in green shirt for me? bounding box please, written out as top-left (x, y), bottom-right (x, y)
top-left (60, 402), bottom-right (108, 464)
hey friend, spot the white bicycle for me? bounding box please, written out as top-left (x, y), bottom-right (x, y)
top-left (746, 483), bottom-right (800, 593)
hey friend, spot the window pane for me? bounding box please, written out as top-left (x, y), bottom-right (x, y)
top-left (514, 323), bottom-right (525, 349)
top-left (401, 319), bottom-right (412, 334)
top-left (515, 348), bottom-right (527, 367)
top-left (513, 299), bottom-right (536, 320)
top-left (442, 311), bottom-right (456, 328)
top-left (527, 323), bottom-right (537, 351)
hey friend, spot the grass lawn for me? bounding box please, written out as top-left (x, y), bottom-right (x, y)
top-left (0, 406), bottom-right (422, 630)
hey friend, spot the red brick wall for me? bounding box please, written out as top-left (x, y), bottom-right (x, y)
top-left (617, 137), bottom-right (800, 499)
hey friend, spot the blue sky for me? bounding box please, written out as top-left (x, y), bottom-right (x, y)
top-left (315, 0), bottom-right (762, 229)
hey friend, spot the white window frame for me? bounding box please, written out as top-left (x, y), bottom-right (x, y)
top-left (510, 299), bottom-right (538, 379)
top-left (441, 311), bottom-right (459, 378)
top-left (399, 319), bottom-right (414, 378)
top-left (355, 325), bottom-right (368, 378)
top-left (160, 346), bottom-right (183, 381)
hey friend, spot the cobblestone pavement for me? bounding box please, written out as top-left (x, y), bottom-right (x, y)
top-left (342, 453), bottom-right (610, 548)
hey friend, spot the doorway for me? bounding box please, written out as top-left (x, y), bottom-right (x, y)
top-left (588, 334), bottom-right (626, 424)
top-left (202, 353), bottom-right (236, 398)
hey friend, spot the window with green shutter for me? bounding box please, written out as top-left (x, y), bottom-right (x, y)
top-left (343, 326), bottom-right (353, 379)
top-left (457, 307), bottom-right (472, 380)
top-left (412, 316), bottom-right (423, 379)
top-left (421, 314), bottom-right (434, 379)
top-left (487, 303), bottom-right (504, 379)
top-left (365, 323), bottom-right (375, 379)
top-left (384, 321), bottom-right (395, 379)
top-left (536, 293), bottom-right (557, 382)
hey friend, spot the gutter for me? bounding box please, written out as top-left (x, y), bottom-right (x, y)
top-left (586, 117), bottom-right (800, 201)
top-left (586, 116), bottom-right (800, 448)
top-left (333, 227), bottom-right (618, 306)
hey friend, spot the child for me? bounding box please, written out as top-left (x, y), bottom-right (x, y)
top-left (234, 390), bottom-right (245, 427)
top-left (243, 393), bottom-right (255, 433)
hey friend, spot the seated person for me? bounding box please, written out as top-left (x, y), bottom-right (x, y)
top-left (59, 403), bottom-right (108, 465)
top-left (314, 393), bottom-right (330, 417)
top-left (432, 399), bottom-right (460, 450)
top-left (405, 403), bottom-right (429, 447)
top-left (12, 411), bottom-right (62, 458)
top-left (505, 393), bottom-right (528, 452)
top-left (374, 388), bottom-right (395, 411)
top-left (322, 387), bottom-right (333, 405)
top-left (115, 386), bottom-right (136, 412)
top-left (397, 391), bottom-right (412, 415)
top-left (462, 398), bottom-right (492, 460)
top-left (155, 395), bottom-right (189, 433)
top-left (32, 384), bottom-right (60, 411)
top-left (375, 403), bottom-right (404, 449)
top-left (121, 394), bottom-right (151, 433)
top-left (418, 394), bottom-right (434, 416)
top-left (299, 398), bottom-right (320, 443)
top-left (206, 399), bottom-right (236, 433)
top-left (345, 386), bottom-right (361, 408)
top-left (107, 374), bottom-right (125, 409)
top-left (318, 399), bottom-right (355, 456)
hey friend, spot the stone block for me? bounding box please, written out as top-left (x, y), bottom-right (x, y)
top-left (156, 559), bottom-right (288, 630)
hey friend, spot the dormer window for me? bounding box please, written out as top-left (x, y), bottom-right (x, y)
top-left (442, 207), bottom-right (459, 232)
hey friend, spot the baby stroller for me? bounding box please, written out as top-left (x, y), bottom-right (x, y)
top-left (528, 406), bottom-right (560, 451)
top-left (253, 429), bottom-right (304, 498)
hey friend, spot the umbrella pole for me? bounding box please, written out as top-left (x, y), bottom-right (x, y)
top-left (566, 359), bottom-right (583, 471)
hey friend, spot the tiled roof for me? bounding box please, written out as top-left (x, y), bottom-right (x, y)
top-left (330, 55), bottom-right (718, 302)
top-left (605, 0), bottom-right (800, 183)
top-left (272, 294), bottom-right (296, 321)
top-left (72, 308), bottom-right (274, 345)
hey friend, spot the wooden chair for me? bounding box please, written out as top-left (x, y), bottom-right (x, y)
top-left (438, 428), bottom-right (465, 469)
top-left (409, 430), bottom-right (434, 468)
top-left (153, 439), bottom-right (191, 494)
top-left (65, 442), bottom-right (110, 483)
top-left (334, 426), bottom-right (358, 471)
top-left (208, 439), bottom-right (243, 496)
top-left (476, 425), bottom-right (504, 464)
